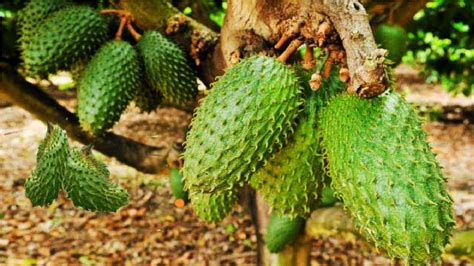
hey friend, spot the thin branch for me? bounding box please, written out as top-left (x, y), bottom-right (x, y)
top-left (277, 39), bottom-right (304, 63)
top-left (314, 0), bottom-right (388, 98)
top-left (0, 64), bottom-right (174, 174)
top-left (127, 20), bottom-right (142, 41)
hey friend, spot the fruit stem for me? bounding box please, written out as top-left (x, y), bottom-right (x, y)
top-left (275, 33), bottom-right (292, 49)
top-left (127, 20), bottom-right (142, 41)
top-left (100, 9), bottom-right (127, 15)
top-left (323, 50), bottom-right (338, 78)
top-left (115, 16), bottom-right (127, 40)
top-left (277, 39), bottom-right (303, 63)
top-left (302, 45), bottom-right (314, 70)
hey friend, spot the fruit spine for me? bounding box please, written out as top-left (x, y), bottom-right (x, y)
top-left (190, 188), bottom-right (239, 222)
top-left (17, 0), bottom-right (68, 50)
top-left (183, 55), bottom-right (303, 193)
top-left (319, 91), bottom-right (455, 263)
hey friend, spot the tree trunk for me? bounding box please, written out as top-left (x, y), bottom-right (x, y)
top-left (254, 193), bottom-right (312, 266)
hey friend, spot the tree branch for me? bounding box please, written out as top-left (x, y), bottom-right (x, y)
top-left (0, 64), bottom-right (175, 174)
top-left (314, 0), bottom-right (387, 98)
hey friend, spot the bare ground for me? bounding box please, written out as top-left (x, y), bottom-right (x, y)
top-left (0, 66), bottom-right (473, 265)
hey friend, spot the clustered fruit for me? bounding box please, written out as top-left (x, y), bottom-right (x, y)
top-left (182, 55), bottom-right (455, 262)
top-left (25, 124), bottom-right (129, 212)
top-left (18, 0), bottom-right (198, 136)
top-left (18, 1), bottom-right (454, 263)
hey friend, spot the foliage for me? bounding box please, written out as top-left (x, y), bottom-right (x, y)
top-left (404, 0), bottom-right (474, 95)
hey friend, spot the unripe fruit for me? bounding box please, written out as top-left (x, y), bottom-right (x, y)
top-left (320, 90), bottom-right (455, 263)
top-left (77, 40), bottom-right (141, 135)
top-left (22, 5), bottom-right (108, 77)
top-left (183, 55), bottom-right (303, 193)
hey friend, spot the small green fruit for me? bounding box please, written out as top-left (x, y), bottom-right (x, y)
top-left (265, 214), bottom-right (305, 253)
top-left (169, 168), bottom-right (188, 202)
top-left (374, 23), bottom-right (408, 65)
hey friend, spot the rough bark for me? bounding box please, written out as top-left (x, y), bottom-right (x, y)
top-left (0, 64), bottom-right (174, 174)
top-left (313, 0), bottom-right (387, 97)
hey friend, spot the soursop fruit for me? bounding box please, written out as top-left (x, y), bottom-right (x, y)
top-left (137, 31), bottom-right (197, 106)
top-left (22, 5), bottom-right (108, 77)
top-left (374, 24), bottom-right (408, 65)
top-left (183, 55), bottom-right (303, 193)
top-left (78, 40), bottom-right (141, 135)
top-left (169, 168), bottom-right (188, 203)
top-left (319, 90), bottom-right (455, 263)
top-left (250, 66), bottom-right (346, 218)
top-left (250, 93), bottom-right (321, 218)
top-left (63, 146), bottom-right (129, 212)
top-left (25, 124), bottom-right (69, 207)
top-left (265, 214), bottom-right (305, 253)
top-left (134, 84), bottom-right (162, 113)
top-left (189, 187), bottom-right (239, 222)
top-left (17, 0), bottom-right (68, 49)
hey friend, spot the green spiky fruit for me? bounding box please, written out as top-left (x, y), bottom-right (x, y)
top-left (320, 90), bottom-right (455, 263)
top-left (374, 24), bottom-right (408, 65)
top-left (78, 40), bottom-right (141, 135)
top-left (250, 94), bottom-right (321, 218)
top-left (249, 65), bottom-right (345, 217)
top-left (22, 5), bottom-right (108, 77)
top-left (169, 168), bottom-right (188, 202)
top-left (265, 214), bottom-right (305, 253)
top-left (134, 84), bottom-right (162, 113)
top-left (137, 31), bottom-right (197, 105)
top-left (17, 0), bottom-right (68, 48)
top-left (183, 55), bottom-right (303, 192)
top-left (25, 124), bottom-right (69, 207)
top-left (190, 187), bottom-right (238, 222)
top-left (64, 146), bottom-right (129, 212)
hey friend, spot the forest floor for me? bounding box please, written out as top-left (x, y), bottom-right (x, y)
top-left (1, 66), bottom-right (473, 265)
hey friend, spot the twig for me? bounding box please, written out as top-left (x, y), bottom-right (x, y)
top-left (314, 0), bottom-right (388, 98)
top-left (115, 16), bottom-right (128, 40)
top-left (277, 39), bottom-right (304, 63)
top-left (275, 33), bottom-right (292, 49)
top-left (127, 20), bottom-right (142, 41)
top-left (302, 46), bottom-right (314, 70)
